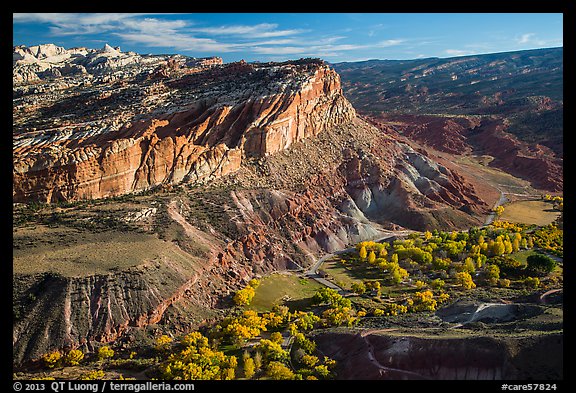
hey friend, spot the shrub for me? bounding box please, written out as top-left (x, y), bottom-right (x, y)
top-left (414, 280), bottom-right (426, 290)
top-left (351, 282), bottom-right (366, 295)
top-left (524, 277), bottom-right (540, 289)
top-left (97, 346), bottom-right (115, 361)
top-left (64, 349), bottom-right (84, 366)
top-left (489, 256), bottom-right (524, 277)
top-left (42, 351), bottom-right (62, 369)
top-left (455, 272), bottom-right (476, 290)
top-left (430, 278), bottom-right (445, 290)
top-left (81, 370), bottom-right (105, 380)
top-left (270, 332), bottom-right (283, 344)
top-left (155, 335), bottom-right (173, 352)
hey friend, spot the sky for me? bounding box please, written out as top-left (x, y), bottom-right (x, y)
top-left (12, 13), bottom-right (563, 63)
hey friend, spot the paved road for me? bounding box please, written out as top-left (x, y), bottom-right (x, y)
top-left (484, 190), bottom-right (508, 226)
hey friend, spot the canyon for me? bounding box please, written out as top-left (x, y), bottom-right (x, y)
top-left (13, 44), bottom-right (562, 377)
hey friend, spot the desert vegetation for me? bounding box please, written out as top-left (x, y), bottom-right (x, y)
top-left (21, 217), bottom-right (561, 380)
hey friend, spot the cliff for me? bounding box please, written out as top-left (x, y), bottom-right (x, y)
top-left (13, 54), bottom-right (354, 203)
top-left (13, 46), bottom-right (491, 367)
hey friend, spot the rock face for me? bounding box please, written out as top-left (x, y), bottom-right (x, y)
top-left (13, 49), bottom-right (354, 203)
top-left (333, 47), bottom-right (563, 193)
top-left (13, 45), bottom-right (491, 367)
top-left (370, 114), bottom-right (563, 192)
top-left (314, 331), bottom-right (563, 380)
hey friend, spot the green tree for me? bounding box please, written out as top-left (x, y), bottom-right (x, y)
top-left (485, 264), bottom-right (500, 280)
top-left (294, 333), bottom-right (316, 353)
top-left (351, 282), bottom-right (366, 295)
top-left (256, 339), bottom-right (289, 363)
top-left (430, 278), bottom-right (445, 290)
top-left (312, 287), bottom-right (350, 308)
top-left (526, 254), bottom-right (557, 276)
top-left (461, 257), bottom-right (476, 274)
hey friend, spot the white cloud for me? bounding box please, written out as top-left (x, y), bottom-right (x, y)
top-left (252, 46), bottom-right (308, 55)
top-left (189, 23), bottom-right (305, 38)
top-left (518, 33), bottom-right (536, 44)
top-left (377, 39), bottom-right (404, 47)
top-left (515, 33), bottom-right (562, 47)
top-left (12, 13), bottom-right (413, 61)
top-left (445, 49), bottom-right (474, 56)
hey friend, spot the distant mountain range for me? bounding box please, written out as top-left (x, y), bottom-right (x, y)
top-left (332, 47), bottom-right (563, 153)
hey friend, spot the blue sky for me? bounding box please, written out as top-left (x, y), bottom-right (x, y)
top-left (13, 13), bottom-right (563, 63)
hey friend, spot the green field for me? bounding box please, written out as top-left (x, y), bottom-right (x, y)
top-left (510, 249), bottom-right (538, 266)
top-left (248, 273), bottom-right (323, 313)
top-left (320, 256), bottom-right (385, 290)
top-left (500, 200), bottom-right (560, 226)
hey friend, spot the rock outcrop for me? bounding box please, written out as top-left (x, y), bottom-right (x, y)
top-left (13, 49), bottom-right (354, 203)
top-left (13, 45), bottom-right (491, 367)
top-left (314, 330), bottom-right (563, 380)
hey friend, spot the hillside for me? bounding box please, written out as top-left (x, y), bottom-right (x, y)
top-left (333, 48), bottom-right (563, 191)
top-left (13, 44), bottom-right (493, 366)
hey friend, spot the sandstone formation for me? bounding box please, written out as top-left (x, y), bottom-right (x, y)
top-left (13, 45), bottom-right (491, 366)
top-left (314, 330), bottom-right (563, 380)
top-left (367, 114), bottom-right (563, 192)
top-left (333, 47), bottom-right (563, 193)
top-left (13, 47), bottom-right (354, 203)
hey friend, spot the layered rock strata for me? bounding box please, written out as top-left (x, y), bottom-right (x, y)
top-left (13, 48), bottom-right (354, 203)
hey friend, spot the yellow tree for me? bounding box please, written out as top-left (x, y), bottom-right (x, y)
top-left (359, 246), bottom-right (367, 259)
top-left (233, 286), bottom-right (256, 306)
top-left (455, 272), bottom-right (476, 289)
top-left (492, 240), bottom-right (505, 256)
top-left (512, 237), bottom-right (520, 253)
top-left (266, 361), bottom-right (295, 380)
top-left (243, 355), bottom-right (255, 379)
top-left (367, 251), bottom-right (376, 264)
top-left (493, 205), bottom-right (505, 216)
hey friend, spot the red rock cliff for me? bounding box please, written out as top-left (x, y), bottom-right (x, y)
top-left (13, 60), bottom-right (355, 203)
